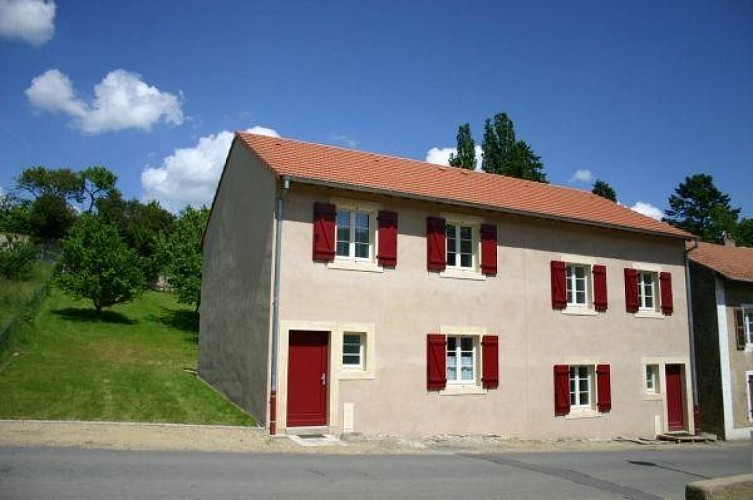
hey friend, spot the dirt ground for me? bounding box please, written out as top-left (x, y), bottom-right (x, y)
top-left (0, 419), bottom-right (728, 455)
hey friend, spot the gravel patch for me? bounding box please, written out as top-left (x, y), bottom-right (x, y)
top-left (0, 419), bottom-right (725, 455)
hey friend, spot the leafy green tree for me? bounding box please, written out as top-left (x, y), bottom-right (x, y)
top-left (97, 193), bottom-right (175, 285)
top-left (161, 206), bottom-right (208, 312)
top-left (0, 235), bottom-right (37, 280)
top-left (663, 174), bottom-right (740, 243)
top-left (16, 166), bottom-right (82, 201)
top-left (28, 193), bottom-right (77, 242)
top-left (481, 113), bottom-right (514, 174)
top-left (480, 112), bottom-right (547, 182)
top-left (592, 179), bottom-right (617, 202)
top-left (0, 194), bottom-right (32, 234)
top-left (508, 140), bottom-right (547, 183)
top-left (448, 123), bottom-right (476, 170)
top-left (80, 166), bottom-right (118, 213)
top-left (735, 218), bottom-right (753, 248)
top-left (56, 214), bottom-right (144, 313)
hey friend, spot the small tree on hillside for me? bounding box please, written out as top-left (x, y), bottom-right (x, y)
top-left (56, 214), bottom-right (144, 313)
top-left (448, 123), bottom-right (476, 170)
top-left (160, 206), bottom-right (209, 313)
top-left (592, 179), bottom-right (617, 202)
top-left (735, 218), bottom-right (753, 248)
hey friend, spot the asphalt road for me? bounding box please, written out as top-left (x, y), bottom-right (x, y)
top-left (0, 445), bottom-right (749, 499)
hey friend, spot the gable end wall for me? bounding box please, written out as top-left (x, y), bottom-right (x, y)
top-left (198, 144), bottom-right (276, 423)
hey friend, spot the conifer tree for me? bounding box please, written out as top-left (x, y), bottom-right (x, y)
top-left (592, 179), bottom-right (617, 202)
top-left (448, 123), bottom-right (476, 170)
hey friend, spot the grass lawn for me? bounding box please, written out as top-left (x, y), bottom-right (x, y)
top-left (0, 288), bottom-right (254, 426)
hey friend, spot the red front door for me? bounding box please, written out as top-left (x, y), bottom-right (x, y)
top-left (287, 330), bottom-right (328, 427)
top-left (666, 364), bottom-right (685, 431)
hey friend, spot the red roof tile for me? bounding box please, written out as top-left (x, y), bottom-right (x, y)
top-left (689, 242), bottom-right (753, 283)
top-left (236, 133), bottom-right (691, 240)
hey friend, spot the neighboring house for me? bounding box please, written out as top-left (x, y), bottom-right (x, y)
top-left (688, 241), bottom-right (753, 440)
top-left (199, 132), bottom-right (695, 439)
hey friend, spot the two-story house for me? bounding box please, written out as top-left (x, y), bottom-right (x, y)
top-left (199, 132), bottom-right (695, 439)
top-left (689, 241), bottom-right (753, 439)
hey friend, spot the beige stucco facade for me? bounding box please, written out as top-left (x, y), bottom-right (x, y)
top-left (200, 149), bottom-right (694, 439)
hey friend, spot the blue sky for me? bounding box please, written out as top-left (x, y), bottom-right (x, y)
top-left (1, 0), bottom-right (751, 217)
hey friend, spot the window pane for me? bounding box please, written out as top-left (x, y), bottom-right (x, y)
top-left (336, 211), bottom-right (351, 257)
top-left (460, 253), bottom-right (472, 268)
top-left (355, 212), bottom-right (369, 230)
top-left (460, 337), bottom-right (473, 351)
top-left (460, 226), bottom-right (472, 240)
top-left (447, 352), bottom-right (457, 380)
top-left (460, 237), bottom-right (472, 254)
top-left (354, 242), bottom-right (369, 259)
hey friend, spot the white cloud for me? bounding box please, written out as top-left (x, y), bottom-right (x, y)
top-left (331, 134), bottom-right (359, 148)
top-left (25, 69), bottom-right (183, 134)
top-left (425, 145), bottom-right (483, 170)
top-left (569, 169), bottom-right (594, 183)
top-left (631, 201), bottom-right (664, 221)
top-left (141, 126), bottom-right (279, 210)
top-left (0, 0), bottom-right (55, 46)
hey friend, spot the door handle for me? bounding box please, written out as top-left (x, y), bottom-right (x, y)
top-left (321, 373), bottom-right (326, 386)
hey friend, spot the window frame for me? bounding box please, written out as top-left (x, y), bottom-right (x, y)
top-left (566, 263), bottom-right (592, 309)
top-left (342, 332), bottom-right (365, 371)
top-left (328, 199), bottom-right (382, 273)
top-left (743, 305), bottom-right (753, 347)
top-left (746, 370), bottom-right (753, 422)
top-left (439, 213), bottom-right (485, 280)
top-left (645, 364), bottom-right (660, 395)
top-left (637, 271), bottom-right (658, 312)
top-left (336, 323), bottom-right (376, 380)
top-left (445, 335), bottom-right (478, 386)
top-left (438, 325), bottom-right (487, 395)
top-left (569, 365), bottom-right (595, 410)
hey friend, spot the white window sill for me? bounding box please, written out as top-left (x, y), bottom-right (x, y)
top-left (561, 307), bottom-right (598, 316)
top-left (635, 310), bottom-right (665, 319)
top-left (439, 385), bottom-right (487, 396)
top-left (439, 268), bottom-right (486, 281)
top-left (643, 393), bottom-right (662, 401)
top-left (565, 409), bottom-right (602, 419)
top-left (744, 345), bottom-right (753, 353)
top-left (339, 371), bottom-right (375, 381)
top-left (328, 259), bottom-right (383, 273)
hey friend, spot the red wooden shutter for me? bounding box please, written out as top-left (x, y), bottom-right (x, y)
top-left (426, 217), bottom-right (446, 272)
top-left (551, 261), bottom-right (567, 309)
top-left (480, 224), bottom-right (497, 276)
top-left (624, 268), bottom-right (639, 313)
top-left (427, 334), bottom-right (447, 390)
top-left (593, 265), bottom-right (608, 312)
top-left (554, 365), bottom-right (570, 416)
top-left (734, 308), bottom-right (746, 350)
top-left (377, 211), bottom-right (398, 267)
top-left (312, 202), bottom-right (336, 262)
top-left (481, 335), bottom-right (499, 389)
top-left (660, 272), bottom-right (674, 315)
top-left (596, 364), bottom-right (611, 412)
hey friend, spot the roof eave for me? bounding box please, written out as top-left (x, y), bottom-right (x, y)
top-left (285, 175), bottom-right (691, 241)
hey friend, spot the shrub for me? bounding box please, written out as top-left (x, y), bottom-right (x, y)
top-left (0, 235), bottom-right (37, 280)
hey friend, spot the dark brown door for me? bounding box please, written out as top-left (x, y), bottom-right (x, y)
top-left (666, 364), bottom-right (685, 431)
top-left (287, 331), bottom-right (328, 427)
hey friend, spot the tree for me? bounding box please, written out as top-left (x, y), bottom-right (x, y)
top-left (663, 174), bottom-right (740, 244)
top-left (0, 194), bottom-right (32, 234)
top-left (448, 123), bottom-right (476, 170)
top-left (16, 166), bottom-right (82, 201)
top-left (735, 218), bottom-right (753, 248)
top-left (508, 140), bottom-right (547, 183)
top-left (79, 166), bottom-right (117, 213)
top-left (592, 179), bottom-right (617, 202)
top-left (97, 193), bottom-right (175, 284)
top-left (55, 214), bottom-right (144, 313)
top-left (28, 193), bottom-right (77, 242)
top-left (160, 206), bottom-right (208, 312)
top-left (480, 112), bottom-right (547, 182)
top-left (481, 113), bottom-right (514, 174)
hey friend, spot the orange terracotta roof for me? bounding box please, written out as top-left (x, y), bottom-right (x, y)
top-left (236, 133), bottom-right (691, 240)
top-left (689, 242), bottom-right (753, 283)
